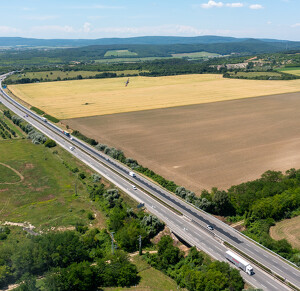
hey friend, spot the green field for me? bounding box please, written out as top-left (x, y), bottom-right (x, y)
top-left (172, 51), bottom-right (220, 58)
top-left (104, 50), bottom-right (138, 57)
top-left (104, 255), bottom-right (180, 291)
top-left (94, 56), bottom-right (172, 63)
top-left (0, 139), bottom-right (106, 230)
top-left (7, 70), bottom-right (142, 82)
top-left (278, 67), bottom-right (300, 76)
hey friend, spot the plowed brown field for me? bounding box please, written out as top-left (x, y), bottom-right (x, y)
top-left (64, 92), bottom-right (300, 192)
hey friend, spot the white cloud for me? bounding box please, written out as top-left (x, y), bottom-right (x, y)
top-left (200, 1), bottom-right (243, 8)
top-left (291, 23), bottom-right (300, 28)
top-left (201, 1), bottom-right (224, 8)
top-left (82, 22), bottom-right (92, 33)
top-left (249, 4), bottom-right (263, 10)
top-left (30, 25), bottom-right (75, 34)
top-left (93, 25), bottom-right (209, 36)
top-left (0, 26), bottom-right (20, 34)
top-left (226, 3), bottom-right (243, 7)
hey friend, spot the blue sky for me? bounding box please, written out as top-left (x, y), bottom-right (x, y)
top-left (0, 0), bottom-right (299, 40)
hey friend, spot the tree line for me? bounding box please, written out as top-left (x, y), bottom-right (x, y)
top-left (144, 236), bottom-right (244, 291)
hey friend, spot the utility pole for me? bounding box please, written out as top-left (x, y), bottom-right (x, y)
top-left (138, 235), bottom-right (142, 256)
top-left (111, 232), bottom-right (115, 255)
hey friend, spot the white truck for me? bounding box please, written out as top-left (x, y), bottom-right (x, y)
top-left (129, 171), bottom-right (136, 177)
top-left (225, 250), bottom-right (254, 276)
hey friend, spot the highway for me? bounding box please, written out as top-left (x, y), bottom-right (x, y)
top-left (1, 73), bottom-right (299, 291)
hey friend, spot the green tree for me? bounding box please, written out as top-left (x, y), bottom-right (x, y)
top-left (116, 219), bottom-right (147, 252)
top-left (44, 139), bottom-right (56, 148)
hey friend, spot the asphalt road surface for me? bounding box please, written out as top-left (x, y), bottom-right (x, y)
top-left (1, 74), bottom-right (299, 291)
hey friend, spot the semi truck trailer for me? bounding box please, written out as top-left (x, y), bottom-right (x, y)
top-left (225, 250), bottom-right (254, 275)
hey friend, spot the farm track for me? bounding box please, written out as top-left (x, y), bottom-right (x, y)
top-left (0, 162), bottom-right (24, 184)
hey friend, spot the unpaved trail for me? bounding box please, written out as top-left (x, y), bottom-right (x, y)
top-left (0, 162), bottom-right (24, 184)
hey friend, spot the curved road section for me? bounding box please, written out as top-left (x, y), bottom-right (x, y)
top-left (1, 74), bottom-right (299, 291)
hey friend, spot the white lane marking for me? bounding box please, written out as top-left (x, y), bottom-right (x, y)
top-left (266, 282), bottom-right (279, 289)
top-left (214, 245), bottom-right (223, 252)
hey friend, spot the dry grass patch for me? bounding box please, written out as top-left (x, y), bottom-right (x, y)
top-left (270, 216), bottom-right (300, 250)
top-left (8, 74), bottom-right (300, 119)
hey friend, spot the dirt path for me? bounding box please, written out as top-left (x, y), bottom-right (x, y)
top-left (231, 220), bottom-right (244, 228)
top-left (129, 250), bottom-right (158, 257)
top-left (0, 162), bottom-right (24, 184)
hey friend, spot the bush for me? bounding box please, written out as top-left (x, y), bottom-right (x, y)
top-left (92, 173), bottom-right (101, 183)
top-left (79, 172), bottom-right (86, 180)
top-left (44, 139), bottom-right (57, 148)
top-left (87, 212), bottom-right (95, 220)
top-left (0, 233), bottom-right (7, 240)
top-left (30, 106), bottom-right (45, 115)
top-left (44, 114), bottom-right (60, 123)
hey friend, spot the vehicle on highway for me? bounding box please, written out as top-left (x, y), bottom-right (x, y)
top-left (69, 146), bottom-right (75, 151)
top-left (207, 225), bottom-right (214, 230)
top-left (129, 171), bottom-right (136, 177)
top-left (132, 185), bottom-right (137, 190)
top-left (225, 250), bottom-right (254, 276)
top-left (63, 130), bottom-right (70, 137)
top-left (41, 117), bottom-right (47, 122)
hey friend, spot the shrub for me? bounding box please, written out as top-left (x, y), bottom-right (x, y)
top-left (87, 212), bottom-right (95, 220)
top-left (44, 114), bottom-right (60, 123)
top-left (44, 139), bottom-right (57, 148)
top-left (30, 106), bottom-right (45, 115)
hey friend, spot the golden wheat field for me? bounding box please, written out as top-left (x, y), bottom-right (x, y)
top-left (8, 74), bottom-right (300, 119)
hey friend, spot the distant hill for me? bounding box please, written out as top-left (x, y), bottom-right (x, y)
top-left (0, 36), bottom-right (300, 66)
top-left (0, 35), bottom-right (299, 48)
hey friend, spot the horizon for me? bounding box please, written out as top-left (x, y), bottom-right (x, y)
top-left (0, 35), bottom-right (297, 42)
top-left (0, 0), bottom-right (299, 41)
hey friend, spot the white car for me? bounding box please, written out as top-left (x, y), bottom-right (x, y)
top-left (207, 225), bottom-right (214, 231)
top-left (69, 146), bottom-right (75, 151)
top-left (132, 185), bottom-right (137, 190)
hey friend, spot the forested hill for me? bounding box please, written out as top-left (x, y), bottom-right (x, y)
top-left (70, 40), bottom-right (300, 58)
top-left (1, 40), bottom-right (300, 66)
top-left (0, 35), bottom-right (299, 48)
